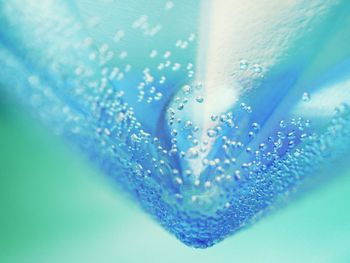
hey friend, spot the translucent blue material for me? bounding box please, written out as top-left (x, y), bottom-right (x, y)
top-left (1, 0), bottom-right (350, 248)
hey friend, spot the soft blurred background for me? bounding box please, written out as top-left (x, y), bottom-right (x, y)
top-left (1, 93), bottom-right (350, 263)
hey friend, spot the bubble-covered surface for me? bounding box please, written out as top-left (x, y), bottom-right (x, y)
top-left (1, 0), bottom-right (350, 248)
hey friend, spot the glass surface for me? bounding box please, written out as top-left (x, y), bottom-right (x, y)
top-left (1, 0), bottom-right (350, 248)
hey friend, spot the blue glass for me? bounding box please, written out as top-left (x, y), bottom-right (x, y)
top-left (1, 0), bottom-right (350, 248)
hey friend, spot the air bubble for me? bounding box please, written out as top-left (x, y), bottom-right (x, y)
top-left (207, 129), bottom-right (218, 138)
top-left (149, 49), bottom-right (157, 58)
top-left (195, 96), bottom-right (204, 103)
top-left (177, 103), bottom-right (184, 110)
top-left (187, 147), bottom-right (199, 159)
top-left (188, 33), bottom-right (196, 42)
top-left (154, 92), bottom-right (163, 101)
top-left (239, 59), bottom-right (249, 70)
top-left (182, 85), bottom-right (191, 94)
top-left (130, 133), bottom-right (139, 142)
top-left (175, 177), bottom-right (183, 184)
top-left (113, 30), bottom-right (125, 42)
top-left (171, 129), bottom-right (178, 137)
top-left (163, 51), bottom-right (171, 58)
top-left (184, 121), bottom-right (193, 129)
top-left (259, 143), bottom-right (267, 151)
top-left (211, 115), bottom-right (218, 122)
top-left (302, 92), bottom-right (311, 102)
top-left (159, 76), bottom-right (166, 84)
top-left (234, 170), bottom-right (241, 180)
top-left (165, 1), bottom-right (174, 10)
top-left (279, 120), bottom-right (286, 129)
top-left (172, 63), bottom-right (181, 71)
top-left (252, 64), bottom-right (263, 73)
top-left (252, 122), bottom-right (260, 131)
top-left (195, 82), bottom-right (203, 90)
top-left (119, 51), bottom-right (128, 59)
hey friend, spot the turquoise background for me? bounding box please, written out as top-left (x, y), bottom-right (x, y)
top-left (1, 99), bottom-right (350, 263)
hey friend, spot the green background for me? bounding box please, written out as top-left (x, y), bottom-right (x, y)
top-left (1, 99), bottom-right (350, 263)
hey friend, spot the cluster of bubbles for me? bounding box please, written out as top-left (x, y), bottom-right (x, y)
top-left (164, 81), bottom-right (315, 205)
top-left (2, 0), bottom-right (350, 248)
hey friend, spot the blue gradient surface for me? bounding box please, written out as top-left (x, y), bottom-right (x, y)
top-left (1, 0), bottom-right (350, 247)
